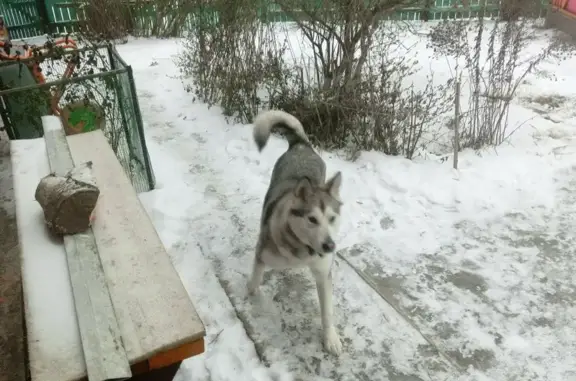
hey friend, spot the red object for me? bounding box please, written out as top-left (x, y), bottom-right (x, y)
top-left (0, 37), bottom-right (79, 116)
top-left (566, 0), bottom-right (576, 13)
top-left (552, 0), bottom-right (568, 8)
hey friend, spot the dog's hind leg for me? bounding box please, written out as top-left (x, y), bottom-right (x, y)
top-left (310, 258), bottom-right (343, 356)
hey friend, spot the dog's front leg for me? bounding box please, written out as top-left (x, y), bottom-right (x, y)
top-left (247, 259), bottom-right (265, 295)
top-left (310, 261), bottom-right (342, 356)
top-left (247, 252), bottom-right (265, 296)
top-left (248, 238), bottom-right (266, 295)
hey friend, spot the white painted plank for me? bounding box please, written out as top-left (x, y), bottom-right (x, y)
top-left (42, 116), bottom-right (74, 176)
top-left (41, 116), bottom-right (132, 381)
top-left (12, 137), bottom-right (86, 381)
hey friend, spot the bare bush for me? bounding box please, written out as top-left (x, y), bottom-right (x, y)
top-left (176, 0), bottom-right (288, 121)
top-left (72, 0), bottom-right (194, 40)
top-left (178, 0), bottom-right (453, 159)
top-left (268, 0), bottom-right (453, 158)
top-left (353, 66), bottom-right (453, 159)
top-left (265, 0), bottom-right (455, 158)
top-left (428, 10), bottom-right (574, 150)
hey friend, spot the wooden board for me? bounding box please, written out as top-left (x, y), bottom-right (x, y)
top-left (67, 129), bottom-right (206, 363)
top-left (11, 129), bottom-right (206, 381)
top-left (42, 116), bottom-right (132, 381)
top-left (559, 7), bottom-right (576, 18)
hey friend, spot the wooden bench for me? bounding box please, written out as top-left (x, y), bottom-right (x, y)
top-left (11, 117), bottom-right (205, 381)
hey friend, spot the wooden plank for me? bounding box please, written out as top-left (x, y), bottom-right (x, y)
top-left (559, 7), bottom-right (576, 18)
top-left (130, 361), bottom-right (181, 381)
top-left (67, 130), bottom-right (206, 365)
top-left (127, 339), bottom-right (205, 380)
top-left (147, 338), bottom-right (205, 371)
top-left (41, 115), bottom-right (132, 381)
top-left (11, 128), bottom-right (205, 381)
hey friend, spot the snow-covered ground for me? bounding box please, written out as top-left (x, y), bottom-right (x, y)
top-left (114, 21), bottom-right (576, 381)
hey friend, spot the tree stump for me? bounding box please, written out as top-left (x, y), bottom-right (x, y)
top-left (35, 161), bottom-right (100, 235)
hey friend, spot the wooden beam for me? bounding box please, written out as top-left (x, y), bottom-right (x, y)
top-left (127, 338), bottom-right (205, 381)
top-left (41, 115), bottom-right (132, 381)
top-left (559, 7), bottom-right (576, 18)
top-left (147, 339), bottom-right (205, 371)
top-left (130, 361), bottom-right (181, 381)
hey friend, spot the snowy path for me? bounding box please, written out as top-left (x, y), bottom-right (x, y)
top-left (134, 62), bottom-right (459, 380)
top-left (341, 163), bottom-right (576, 380)
top-left (118, 37), bottom-right (576, 381)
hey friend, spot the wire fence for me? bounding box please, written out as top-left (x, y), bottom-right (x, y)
top-left (0, 43), bottom-right (155, 192)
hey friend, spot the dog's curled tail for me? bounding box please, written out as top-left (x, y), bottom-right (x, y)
top-left (253, 110), bottom-right (310, 152)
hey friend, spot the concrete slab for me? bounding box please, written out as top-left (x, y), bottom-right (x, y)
top-left (0, 132), bottom-right (26, 381)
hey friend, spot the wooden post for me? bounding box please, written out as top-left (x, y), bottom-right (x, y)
top-left (41, 115), bottom-right (132, 381)
top-left (453, 79), bottom-right (460, 170)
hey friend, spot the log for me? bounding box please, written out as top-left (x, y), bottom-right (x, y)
top-left (35, 161), bottom-right (100, 235)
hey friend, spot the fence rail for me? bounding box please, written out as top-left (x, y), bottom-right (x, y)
top-left (2, 0), bottom-right (549, 40)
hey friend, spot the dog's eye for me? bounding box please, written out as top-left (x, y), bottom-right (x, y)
top-left (329, 216), bottom-right (336, 224)
top-left (308, 216), bottom-right (318, 224)
top-left (290, 209), bottom-right (306, 217)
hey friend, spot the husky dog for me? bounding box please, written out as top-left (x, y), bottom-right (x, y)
top-left (248, 110), bottom-right (343, 356)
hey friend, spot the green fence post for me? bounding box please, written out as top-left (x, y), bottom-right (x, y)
top-left (126, 64), bottom-right (155, 191)
top-left (35, 0), bottom-right (52, 34)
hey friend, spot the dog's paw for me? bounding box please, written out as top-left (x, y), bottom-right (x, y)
top-left (323, 326), bottom-right (343, 356)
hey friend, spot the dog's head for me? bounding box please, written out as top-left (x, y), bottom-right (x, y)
top-left (287, 172), bottom-right (342, 255)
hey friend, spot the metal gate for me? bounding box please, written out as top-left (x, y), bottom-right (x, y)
top-left (0, 0), bottom-right (43, 39)
top-left (44, 0), bottom-right (79, 34)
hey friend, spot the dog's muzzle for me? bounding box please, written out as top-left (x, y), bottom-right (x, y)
top-left (322, 238), bottom-right (335, 253)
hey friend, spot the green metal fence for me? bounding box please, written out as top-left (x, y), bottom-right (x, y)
top-left (2, 0), bottom-right (549, 39)
top-left (257, 0), bottom-right (501, 22)
top-left (45, 0), bottom-right (79, 33)
top-left (395, 0), bottom-right (502, 20)
top-left (107, 44), bottom-right (156, 193)
top-left (0, 0), bottom-right (44, 39)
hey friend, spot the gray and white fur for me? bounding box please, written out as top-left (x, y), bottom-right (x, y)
top-left (248, 110), bottom-right (343, 356)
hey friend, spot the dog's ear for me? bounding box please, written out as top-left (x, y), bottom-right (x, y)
top-left (294, 178), bottom-right (312, 201)
top-left (325, 171), bottom-right (342, 199)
